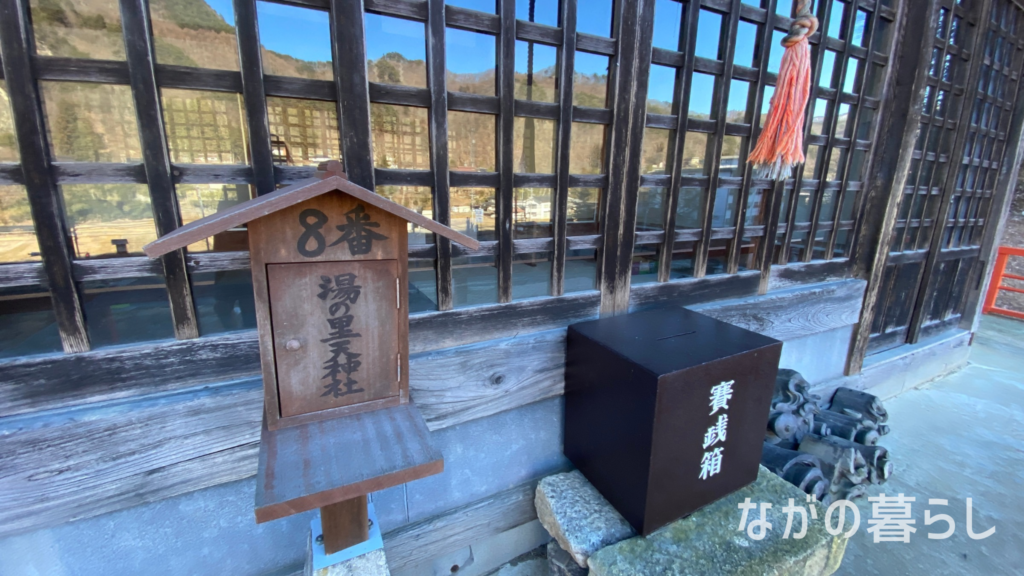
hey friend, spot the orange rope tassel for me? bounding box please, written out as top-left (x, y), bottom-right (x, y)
top-left (749, 2), bottom-right (819, 180)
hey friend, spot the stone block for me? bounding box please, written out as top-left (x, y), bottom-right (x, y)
top-left (534, 470), bottom-right (635, 569)
top-left (547, 541), bottom-right (588, 576)
top-left (587, 466), bottom-right (847, 576)
top-left (305, 534), bottom-right (391, 576)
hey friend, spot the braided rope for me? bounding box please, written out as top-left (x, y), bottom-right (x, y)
top-left (783, 0), bottom-right (820, 47)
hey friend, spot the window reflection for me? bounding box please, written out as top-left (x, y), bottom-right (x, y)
top-left (0, 186), bottom-right (41, 263)
top-left (515, 41), bottom-right (558, 102)
top-left (161, 89), bottom-right (248, 164)
top-left (570, 123), bottom-right (606, 174)
top-left (514, 117), bottom-right (557, 173)
top-left (257, 1), bottom-right (333, 81)
top-left (42, 83), bottom-right (142, 163)
top-left (371, 104), bottom-right (429, 170)
top-left (446, 29), bottom-right (497, 96)
top-left (193, 270), bottom-right (256, 336)
top-left (30, 0), bottom-right (126, 60)
top-left (267, 97), bottom-right (340, 166)
top-left (0, 82), bottom-right (17, 162)
top-left (631, 243), bottom-right (660, 284)
top-left (81, 276), bottom-right (175, 347)
top-left (514, 187), bottom-right (553, 238)
top-left (379, 186), bottom-right (436, 244)
top-left (365, 13), bottom-right (427, 88)
top-left (719, 135), bottom-right (745, 177)
top-left (636, 187), bottom-right (666, 231)
top-left (680, 132), bottom-right (707, 174)
top-left (60, 184), bottom-right (158, 259)
top-left (0, 286), bottom-right (62, 358)
top-left (574, 52), bottom-right (610, 108)
top-left (449, 111), bottom-right (496, 172)
top-left (675, 186), bottom-right (704, 228)
top-left (176, 183), bottom-right (253, 252)
top-left (641, 127), bottom-right (672, 175)
top-left (810, 99), bottom-right (828, 136)
top-left (150, 0), bottom-right (240, 70)
top-left (451, 187), bottom-right (495, 242)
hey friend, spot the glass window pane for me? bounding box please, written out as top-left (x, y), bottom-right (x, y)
top-left (712, 187), bottom-right (739, 227)
top-left (514, 117), bottom-right (557, 173)
top-left (688, 73), bottom-right (715, 118)
top-left (161, 89), bottom-right (248, 164)
top-left (574, 52), bottom-right (610, 108)
top-left (720, 135), bottom-right (745, 177)
top-left (517, 0), bottom-right (558, 27)
top-left (835, 103), bottom-right (851, 138)
top-left (365, 13), bottom-right (427, 88)
top-left (641, 127), bottom-right (672, 175)
top-left (636, 186), bottom-right (666, 231)
top-left (0, 185), bottom-right (41, 263)
top-left (257, 1), bottom-right (333, 81)
top-left (803, 146), bottom-right (821, 180)
top-left (149, 0), bottom-right (239, 70)
top-left (267, 97), bottom-right (340, 166)
top-left (810, 98), bottom-right (828, 136)
top-left (844, 58), bottom-right (860, 94)
top-left (30, 0), bottom-right (125, 60)
top-left (647, 64), bottom-right (677, 115)
top-left (653, 0), bottom-right (684, 51)
top-left (447, 29), bottom-right (496, 96)
top-left (451, 187), bottom-right (495, 241)
top-left (176, 183), bottom-right (253, 253)
top-left (0, 285), bottom-right (63, 358)
top-left (449, 111), bottom-right (496, 172)
top-left (695, 10), bottom-right (723, 60)
top-left (567, 187), bottom-right (600, 231)
top-left (82, 276), bottom-right (175, 347)
top-left (819, 50), bottom-right (838, 88)
top-left (570, 122), bottom-right (606, 174)
top-left (370, 104), bottom-right (429, 170)
top-left (512, 253), bottom-right (551, 300)
top-left (767, 30), bottom-right (787, 75)
top-left (727, 79), bottom-right (751, 123)
top-left (61, 184), bottom-right (157, 259)
top-left (734, 21), bottom-right (758, 67)
top-left (192, 269), bottom-right (256, 336)
top-left (515, 41), bottom-right (558, 103)
top-left (675, 186), bottom-right (703, 229)
top-left (42, 83), bottom-right (142, 163)
top-left (853, 9), bottom-right (868, 47)
top-left (408, 255), bottom-right (438, 314)
top-left (828, 0), bottom-right (846, 39)
top-left (514, 187), bottom-right (552, 238)
top-left (631, 243), bottom-right (660, 284)
top-left (680, 131), bottom-right (707, 175)
top-left (0, 82), bottom-right (18, 162)
top-left (745, 188), bottom-right (767, 226)
top-left (564, 248), bottom-right (598, 293)
top-left (576, 0), bottom-right (613, 37)
top-left (452, 187), bottom-right (496, 308)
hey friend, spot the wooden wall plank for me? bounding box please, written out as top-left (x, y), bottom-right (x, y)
top-left (0, 277), bottom-right (866, 538)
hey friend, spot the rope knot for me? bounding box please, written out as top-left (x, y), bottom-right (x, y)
top-left (782, 15), bottom-right (819, 47)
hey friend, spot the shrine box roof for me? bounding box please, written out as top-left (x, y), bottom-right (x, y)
top-left (143, 171), bottom-right (480, 258)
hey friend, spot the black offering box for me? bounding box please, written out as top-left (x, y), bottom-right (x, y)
top-left (564, 307), bottom-right (782, 535)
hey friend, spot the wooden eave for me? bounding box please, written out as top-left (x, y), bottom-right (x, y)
top-left (143, 175), bottom-right (481, 258)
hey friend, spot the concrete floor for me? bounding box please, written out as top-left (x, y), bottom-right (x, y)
top-left (836, 314), bottom-right (1024, 576)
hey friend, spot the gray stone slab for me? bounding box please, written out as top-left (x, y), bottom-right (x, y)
top-left (305, 533), bottom-right (391, 576)
top-left (587, 467), bottom-right (846, 576)
top-left (534, 470), bottom-right (636, 568)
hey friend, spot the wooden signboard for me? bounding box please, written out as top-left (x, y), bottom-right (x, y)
top-left (144, 161), bottom-right (479, 554)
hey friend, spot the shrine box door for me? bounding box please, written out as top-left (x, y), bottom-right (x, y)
top-left (266, 260), bottom-right (400, 418)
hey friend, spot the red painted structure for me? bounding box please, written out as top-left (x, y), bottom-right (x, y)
top-left (983, 246), bottom-right (1024, 321)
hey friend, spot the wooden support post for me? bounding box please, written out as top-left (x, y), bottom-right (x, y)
top-left (320, 495), bottom-right (369, 555)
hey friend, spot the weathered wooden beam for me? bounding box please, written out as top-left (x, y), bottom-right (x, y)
top-left (233, 0), bottom-right (276, 196)
top-left (550, 0), bottom-right (578, 297)
top-left (330, 0), bottom-right (375, 188)
top-left (845, 0), bottom-right (939, 375)
top-left (426, 0), bottom-right (453, 312)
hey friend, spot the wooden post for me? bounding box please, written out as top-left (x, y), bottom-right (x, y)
top-left (320, 494), bottom-right (369, 555)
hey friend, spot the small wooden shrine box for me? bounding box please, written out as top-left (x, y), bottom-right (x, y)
top-left (564, 307), bottom-right (782, 536)
top-left (144, 162), bottom-right (479, 554)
